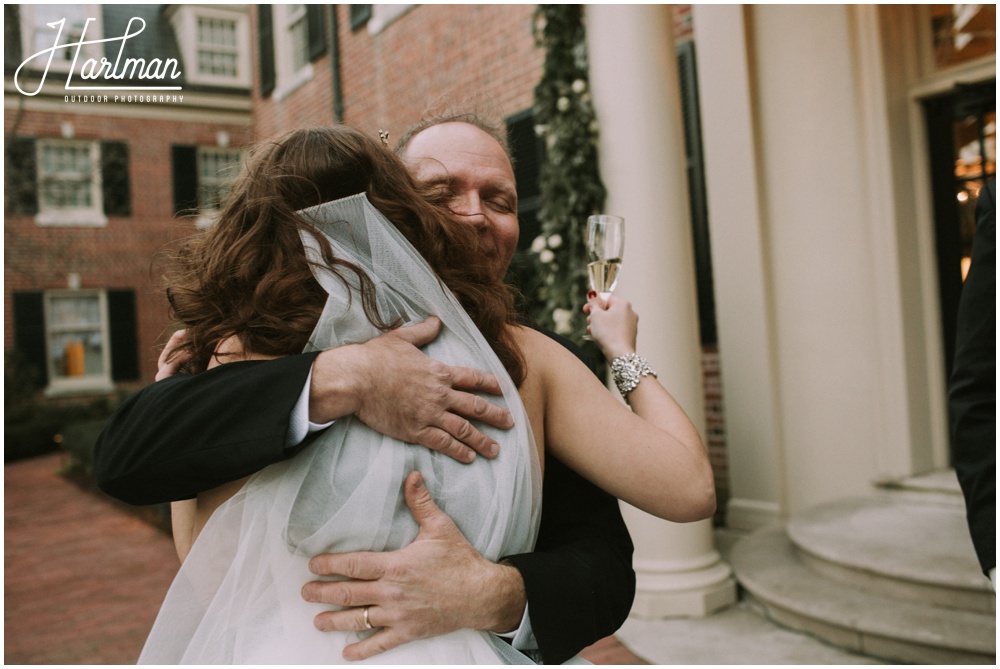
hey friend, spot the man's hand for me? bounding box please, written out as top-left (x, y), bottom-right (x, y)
top-left (301, 471), bottom-right (527, 661)
top-left (311, 317), bottom-right (514, 463)
top-left (155, 329), bottom-right (194, 381)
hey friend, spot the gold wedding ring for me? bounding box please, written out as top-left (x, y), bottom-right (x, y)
top-left (362, 605), bottom-right (373, 630)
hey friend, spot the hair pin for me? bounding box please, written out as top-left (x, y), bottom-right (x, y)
top-left (378, 129), bottom-right (390, 147)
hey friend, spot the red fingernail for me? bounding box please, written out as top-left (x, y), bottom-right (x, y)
top-left (587, 290), bottom-right (597, 299)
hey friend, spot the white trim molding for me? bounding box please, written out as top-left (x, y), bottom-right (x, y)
top-left (166, 5), bottom-right (251, 89)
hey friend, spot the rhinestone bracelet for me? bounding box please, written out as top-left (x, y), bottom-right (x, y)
top-left (610, 353), bottom-right (658, 401)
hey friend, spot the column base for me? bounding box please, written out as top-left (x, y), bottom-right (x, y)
top-left (726, 498), bottom-right (783, 532)
top-left (631, 560), bottom-right (737, 618)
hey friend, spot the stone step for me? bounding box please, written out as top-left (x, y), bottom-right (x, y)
top-left (731, 527), bottom-right (996, 664)
top-left (875, 468), bottom-right (964, 496)
top-left (787, 494), bottom-right (993, 614)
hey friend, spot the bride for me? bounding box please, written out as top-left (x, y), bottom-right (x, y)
top-left (138, 126), bottom-right (713, 664)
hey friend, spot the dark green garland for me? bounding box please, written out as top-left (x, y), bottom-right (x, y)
top-left (529, 5), bottom-right (607, 350)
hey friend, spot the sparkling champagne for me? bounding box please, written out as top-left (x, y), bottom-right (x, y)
top-left (588, 257), bottom-right (622, 298)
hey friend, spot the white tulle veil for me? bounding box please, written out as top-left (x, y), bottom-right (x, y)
top-left (138, 193), bottom-right (541, 664)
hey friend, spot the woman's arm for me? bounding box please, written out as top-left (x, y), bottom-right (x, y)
top-left (171, 500), bottom-right (197, 562)
top-left (527, 299), bottom-right (715, 522)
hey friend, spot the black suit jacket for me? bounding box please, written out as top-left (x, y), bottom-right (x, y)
top-left (93, 329), bottom-right (634, 663)
top-left (948, 179), bottom-right (996, 576)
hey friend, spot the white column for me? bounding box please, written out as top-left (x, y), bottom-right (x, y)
top-left (585, 4), bottom-right (735, 617)
top-left (690, 4), bottom-right (786, 530)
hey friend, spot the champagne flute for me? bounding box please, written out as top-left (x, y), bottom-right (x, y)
top-left (586, 214), bottom-right (625, 303)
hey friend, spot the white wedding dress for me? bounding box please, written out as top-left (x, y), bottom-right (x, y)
top-left (138, 194), bottom-right (541, 664)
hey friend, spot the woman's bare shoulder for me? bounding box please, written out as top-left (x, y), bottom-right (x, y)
top-left (510, 324), bottom-right (570, 357)
top-left (509, 324), bottom-right (593, 383)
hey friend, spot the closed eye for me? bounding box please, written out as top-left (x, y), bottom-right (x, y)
top-left (487, 199), bottom-right (515, 213)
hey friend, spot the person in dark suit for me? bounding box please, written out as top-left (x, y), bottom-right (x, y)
top-left (94, 115), bottom-right (637, 663)
top-left (949, 178), bottom-right (996, 589)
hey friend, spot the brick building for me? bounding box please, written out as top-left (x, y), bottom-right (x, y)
top-left (5, 4), bottom-right (253, 393)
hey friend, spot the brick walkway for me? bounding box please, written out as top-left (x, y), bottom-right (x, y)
top-left (4, 453), bottom-right (644, 665)
top-left (4, 453), bottom-right (178, 664)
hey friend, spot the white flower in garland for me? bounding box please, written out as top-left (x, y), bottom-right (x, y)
top-left (547, 233), bottom-right (563, 249)
top-left (557, 96), bottom-right (570, 112)
top-left (552, 308), bottom-right (574, 335)
top-left (571, 79), bottom-right (587, 94)
top-left (539, 249), bottom-right (555, 264)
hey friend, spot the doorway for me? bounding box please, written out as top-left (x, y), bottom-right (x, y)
top-left (923, 80), bottom-right (996, 385)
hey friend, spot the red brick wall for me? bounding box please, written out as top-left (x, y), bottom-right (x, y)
top-left (4, 111), bottom-right (252, 386)
top-left (250, 7), bottom-right (335, 138)
top-left (253, 5), bottom-right (542, 139)
top-left (673, 4), bottom-right (695, 44)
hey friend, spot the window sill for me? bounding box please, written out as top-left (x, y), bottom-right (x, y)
top-left (272, 63), bottom-right (314, 102)
top-left (186, 73), bottom-right (251, 89)
top-left (36, 211), bottom-right (109, 228)
top-left (368, 4), bottom-right (414, 35)
top-left (44, 377), bottom-right (116, 398)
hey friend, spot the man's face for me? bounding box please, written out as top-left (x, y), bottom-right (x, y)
top-left (402, 122), bottom-right (519, 277)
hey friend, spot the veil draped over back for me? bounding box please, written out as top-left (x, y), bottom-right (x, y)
top-left (139, 194), bottom-right (541, 664)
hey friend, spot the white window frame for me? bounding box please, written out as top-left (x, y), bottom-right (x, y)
top-left (271, 4), bottom-right (314, 101)
top-left (166, 5), bottom-right (251, 88)
top-left (43, 289), bottom-right (114, 396)
top-left (195, 146), bottom-right (245, 229)
top-left (368, 5), bottom-right (414, 35)
top-left (35, 139), bottom-right (108, 228)
top-left (19, 4), bottom-right (103, 75)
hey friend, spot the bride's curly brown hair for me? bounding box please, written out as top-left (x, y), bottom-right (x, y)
top-left (164, 125), bottom-right (524, 385)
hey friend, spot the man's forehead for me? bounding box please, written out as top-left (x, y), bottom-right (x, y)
top-left (405, 123), bottom-right (512, 173)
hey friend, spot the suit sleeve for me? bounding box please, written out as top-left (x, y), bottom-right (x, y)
top-left (93, 352), bottom-right (320, 505)
top-left (948, 179), bottom-right (996, 576)
top-left (502, 325), bottom-right (636, 664)
top-left (503, 456), bottom-right (635, 664)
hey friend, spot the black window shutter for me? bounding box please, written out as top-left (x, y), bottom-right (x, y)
top-left (349, 5), bottom-right (372, 32)
top-left (13, 292), bottom-right (49, 386)
top-left (107, 289), bottom-right (139, 381)
top-left (5, 5), bottom-right (22, 66)
top-left (101, 141), bottom-right (131, 217)
top-left (677, 41), bottom-right (718, 346)
top-left (258, 5), bottom-right (276, 98)
top-left (171, 145), bottom-right (199, 216)
top-left (505, 110), bottom-right (544, 249)
top-left (504, 110), bottom-right (546, 313)
top-left (306, 5), bottom-right (327, 62)
top-left (6, 137), bottom-right (38, 215)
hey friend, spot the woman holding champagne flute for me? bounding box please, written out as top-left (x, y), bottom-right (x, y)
top-left (582, 213), bottom-right (655, 404)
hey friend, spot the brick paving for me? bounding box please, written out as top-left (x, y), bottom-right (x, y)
top-left (5, 453), bottom-right (178, 664)
top-left (4, 453), bottom-right (645, 665)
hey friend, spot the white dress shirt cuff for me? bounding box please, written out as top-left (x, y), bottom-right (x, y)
top-left (285, 368), bottom-right (335, 448)
top-left (496, 604), bottom-right (536, 652)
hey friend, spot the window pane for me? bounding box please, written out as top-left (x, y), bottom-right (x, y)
top-left (198, 149), bottom-right (243, 211)
top-left (49, 331), bottom-right (104, 377)
top-left (931, 5), bottom-right (996, 69)
top-left (954, 111), bottom-right (996, 280)
top-left (47, 294), bottom-right (104, 379)
top-left (290, 17), bottom-right (308, 71)
top-left (50, 295), bottom-right (101, 328)
top-left (33, 5), bottom-right (87, 58)
top-left (43, 178), bottom-right (92, 208)
top-left (40, 143), bottom-right (96, 211)
top-left (196, 17), bottom-right (239, 77)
